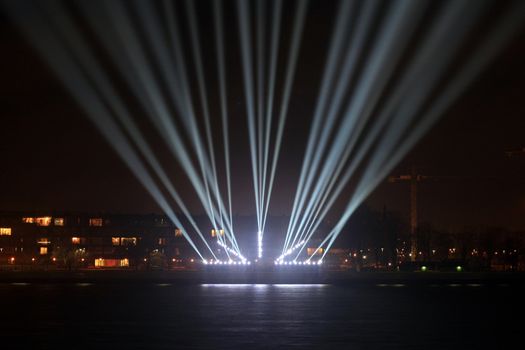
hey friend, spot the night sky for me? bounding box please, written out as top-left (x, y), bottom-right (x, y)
top-left (1, 0), bottom-right (524, 231)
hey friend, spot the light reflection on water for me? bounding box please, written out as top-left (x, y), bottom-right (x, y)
top-left (201, 283), bottom-right (327, 288)
top-left (0, 282), bottom-right (521, 349)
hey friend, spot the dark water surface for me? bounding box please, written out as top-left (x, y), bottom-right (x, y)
top-left (0, 282), bottom-right (522, 349)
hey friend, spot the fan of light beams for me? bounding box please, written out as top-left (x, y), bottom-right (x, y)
top-left (3, 0), bottom-right (524, 264)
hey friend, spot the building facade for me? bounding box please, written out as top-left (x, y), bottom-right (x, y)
top-left (0, 212), bottom-right (194, 269)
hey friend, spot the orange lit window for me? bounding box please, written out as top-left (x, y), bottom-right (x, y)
top-left (54, 218), bottom-right (64, 226)
top-left (71, 237), bottom-right (80, 244)
top-left (22, 217), bottom-right (34, 223)
top-left (158, 238), bottom-right (166, 245)
top-left (211, 229), bottom-right (224, 237)
top-left (95, 258), bottom-right (129, 267)
top-left (0, 228), bottom-right (11, 236)
top-left (35, 217), bottom-right (52, 226)
top-left (37, 238), bottom-right (50, 245)
top-left (175, 229), bottom-right (183, 237)
top-left (40, 247), bottom-right (48, 255)
top-left (306, 247), bottom-right (324, 256)
top-left (120, 237), bottom-right (137, 246)
top-left (89, 218), bottom-right (103, 227)
top-left (111, 237), bottom-right (120, 246)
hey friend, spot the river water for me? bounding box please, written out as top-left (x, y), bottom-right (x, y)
top-left (0, 282), bottom-right (522, 349)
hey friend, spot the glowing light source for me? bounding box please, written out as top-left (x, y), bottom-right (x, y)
top-left (218, 240), bottom-right (247, 262)
top-left (89, 218), bottom-right (103, 227)
top-left (54, 217), bottom-right (64, 226)
top-left (35, 217), bottom-right (52, 226)
top-left (0, 227), bottom-right (12, 236)
top-left (257, 230), bottom-right (263, 259)
top-left (275, 240), bottom-right (305, 263)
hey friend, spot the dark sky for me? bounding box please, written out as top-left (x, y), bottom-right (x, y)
top-left (0, 0), bottom-right (524, 231)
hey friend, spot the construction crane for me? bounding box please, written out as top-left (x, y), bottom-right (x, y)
top-left (390, 150), bottom-right (524, 262)
top-left (388, 166), bottom-right (427, 262)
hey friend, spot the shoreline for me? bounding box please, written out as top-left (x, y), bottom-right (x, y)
top-left (0, 269), bottom-right (524, 286)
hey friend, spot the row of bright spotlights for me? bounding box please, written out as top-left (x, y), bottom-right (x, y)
top-left (203, 260), bottom-right (251, 265)
top-left (276, 240), bottom-right (306, 262)
top-left (217, 240), bottom-right (247, 262)
top-left (200, 260), bottom-right (323, 266)
top-left (275, 260), bottom-right (323, 266)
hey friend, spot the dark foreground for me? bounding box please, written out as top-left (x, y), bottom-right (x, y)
top-left (0, 272), bottom-right (524, 349)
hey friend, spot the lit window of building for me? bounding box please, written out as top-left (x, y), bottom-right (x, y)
top-left (40, 247), bottom-right (48, 255)
top-left (175, 229), bottom-right (183, 237)
top-left (111, 237), bottom-right (120, 246)
top-left (120, 237), bottom-right (137, 246)
top-left (37, 238), bottom-right (51, 245)
top-left (89, 218), bottom-right (103, 227)
top-left (158, 238), bottom-right (166, 245)
top-left (95, 258), bottom-right (129, 267)
top-left (71, 237), bottom-right (80, 244)
top-left (54, 218), bottom-right (64, 226)
top-left (0, 228), bottom-right (11, 236)
top-left (35, 217), bottom-right (52, 226)
top-left (306, 247), bottom-right (324, 256)
top-left (211, 229), bottom-right (224, 237)
top-left (22, 217), bottom-right (34, 224)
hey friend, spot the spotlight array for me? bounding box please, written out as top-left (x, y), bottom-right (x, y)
top-left (4, 0), bottom-right (523, 266)
top-left (274, 260), bottom-right (322, 266)
top-left (237, 0), bottom-right (308, 258)
top-left (203, 260), bottom-right (251, 266)
top-left (275, 240), bottom-right (306, 263)
top-left (217, 240), bottom-right (247, 263)
top-left (279, 0), bottom-right (525, 261)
